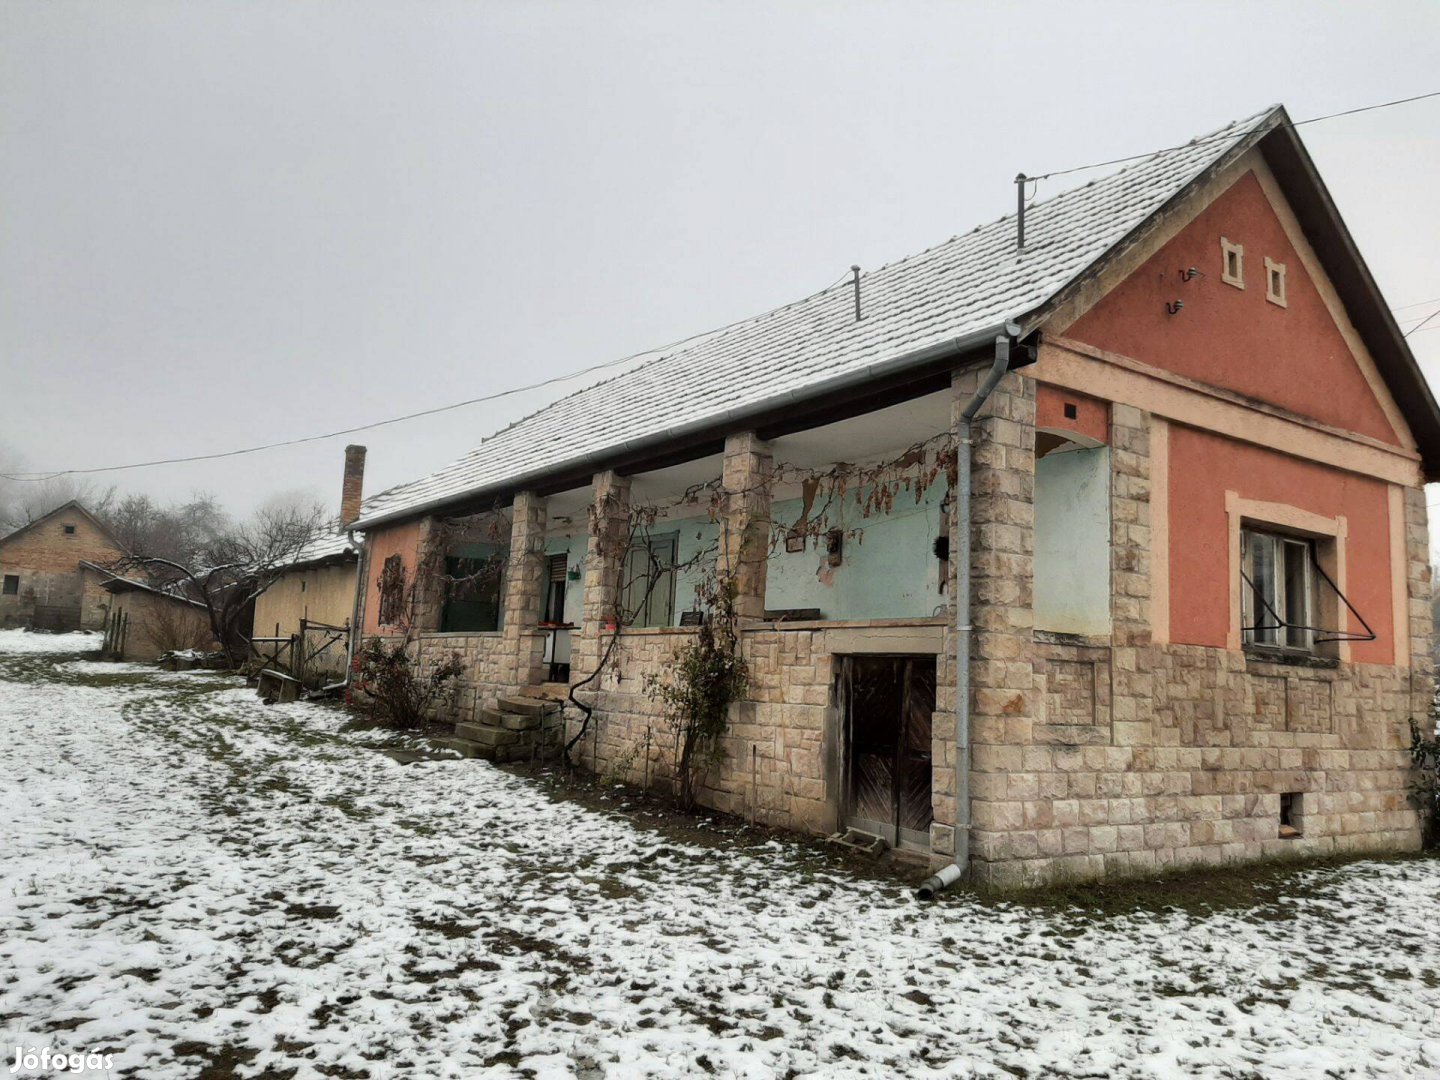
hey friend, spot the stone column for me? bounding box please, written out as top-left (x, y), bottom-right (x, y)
top-left (566, 471), bottom-right (632, 767)
top-left (1108, 404), bottom-right (1155, 746)
top-left (1404, 486), bottom-right (1434, 722)
top-left (408, 516), bottom-right (444, 633)
top-left (944, 368), bottom-right (1037, 888)
top-left (503, 491), bottom-right (549, 690)
top-left (719, 432), bottom-right (774, 621)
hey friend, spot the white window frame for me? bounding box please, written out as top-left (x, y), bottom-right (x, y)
top-left (622, 533), bottom-right (678, 628)
top-left (1225, 493), bottom-right (1350, 659)
top-left (1221, 237), bottom-right (1245, 289)
top-left (1264, 256), bottom-right (1287, 307)
top-left (1241, 527), bottom-right (1315, 653)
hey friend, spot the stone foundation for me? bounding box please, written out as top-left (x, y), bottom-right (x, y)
top-left (967, 638), bottom-right (1424, 889)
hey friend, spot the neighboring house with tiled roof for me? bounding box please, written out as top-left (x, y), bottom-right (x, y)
top-left (250, 446), bottom-right (367, 685)
top-left (85, 563), bottom-right (219, 662)
top-left (0, 501), bottom-right (129, 632)
top-left (352, 105), bottom-right (1440, 888)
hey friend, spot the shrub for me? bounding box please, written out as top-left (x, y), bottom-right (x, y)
top-left (644, 584), bottom-right (747, 809)
top-left (352, 637), bottom-right (463, 729)
top-left (1410, 719), bottom-right (1440, 848)
top-left (142, 602), bottom-right (214, 655)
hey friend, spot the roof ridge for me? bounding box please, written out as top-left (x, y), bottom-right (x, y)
top-left (850, 105), bottom-right (1283, 283)
top-left (355, 105), bottom-right (1287, 529)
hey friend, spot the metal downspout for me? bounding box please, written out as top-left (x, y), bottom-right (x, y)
top-left (918, 326), bottom-right (1016, 900)
top-left (342, 529), bottom-right (366, 691)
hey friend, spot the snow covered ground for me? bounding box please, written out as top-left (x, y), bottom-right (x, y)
top-left (3, 629), bottom-right (1440, 1079)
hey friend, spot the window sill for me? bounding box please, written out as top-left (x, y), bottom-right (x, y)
top-left (1242, 647), bottom-right (1338, 670)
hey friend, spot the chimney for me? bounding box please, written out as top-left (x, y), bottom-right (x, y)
top-left (340, 444), bottom-right (366, 527)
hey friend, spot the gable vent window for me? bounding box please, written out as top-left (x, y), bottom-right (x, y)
top-left (63, 524), bottom-right (76, 535)
top-left (1265, 257), bottom-right (1287, 308)
top-left (1221, 237), bottom-right (1244, 288)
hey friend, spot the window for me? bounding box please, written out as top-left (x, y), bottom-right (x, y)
top-left (1265, 257), bottom-right (1287, 307)
top-left (1221, 237), bottom-right (1244, 288)
top-left (543, 554), bottom-right (569, 624)
top-left (377, 554), bottom-right (407, 626)
top-left (622, 534), bottom-right (677, 627)
top-left (62, 524), bottom-right (76, 535)
top-left (2, 575), bottom-right (18, 596)
top-left (1241, 528), bottom-right (1315, 652)
top-left (441, 551), bottom-right (504, 632)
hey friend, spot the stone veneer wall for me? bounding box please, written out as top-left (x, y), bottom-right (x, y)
top-left (971, 641), bottom-right (1425, 887)
top-left (960, 374), bottom-right (1434, 889)
top-left (409, 631), bottom-right (531, 724)
top-left (563, 623), bottom-right (847, 833)
top-left (562, 620), bottom-right (947, 834)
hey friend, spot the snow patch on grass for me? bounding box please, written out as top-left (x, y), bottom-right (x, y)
top-left (0, 628), bottom-right (101, 654)
top-left (2, 636), bottom-right (1440, 1078)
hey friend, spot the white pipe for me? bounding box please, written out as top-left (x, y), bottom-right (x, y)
top-left (916, 862), bottom-right (963, 900)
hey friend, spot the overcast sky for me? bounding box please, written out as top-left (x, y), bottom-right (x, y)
top-left (3, 0), bottom-right (1438, 521)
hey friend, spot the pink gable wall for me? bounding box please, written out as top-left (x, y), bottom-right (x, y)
top-left (1065, 170), bottom-right (1402, 447)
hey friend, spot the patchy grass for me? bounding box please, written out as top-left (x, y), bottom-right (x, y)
top-left (981, 850), bottom-right (1440, 920)
top-left (6, 639), bottom-right (1440, 1078)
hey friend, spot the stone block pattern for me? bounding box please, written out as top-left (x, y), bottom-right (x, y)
top-left (561, 624), bottom-right (839, 835)
top-left (964, 377), bottom-right (1429, 889)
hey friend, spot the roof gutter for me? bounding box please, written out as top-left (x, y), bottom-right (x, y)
top-left (352, 321), bottom-right (1022, 531)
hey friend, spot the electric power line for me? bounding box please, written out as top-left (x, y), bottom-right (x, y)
top-left (1405, 309), bottom-right (1440, 338)
top-left (1028, 89), bottom-right (1440, 182)
top-left (6, 88), bottom-right (1439, 484)
top-left (1, 274), bottom-right (855, 484)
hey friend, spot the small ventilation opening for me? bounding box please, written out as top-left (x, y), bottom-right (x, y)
top-left (1265, 257), bottom-right (1287, 307)
top-left (1221, 237), bottom-right (1244, 288)
top-left (1063, 402), bottom-right (1078, 420)
top-left (63, 524), bottom-right (76, 535)
top-left (1279, 792), bottom-right (1304, 839)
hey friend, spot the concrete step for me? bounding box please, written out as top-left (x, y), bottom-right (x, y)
top-left (476, 706), bottom-right (542, 731)
top-left (520, 682), bottom-right (571, 702)
top-left (429, 736), bottom-right (486, 759)
top-left (496, 695), bottom-right (559, 717)
top-left (453, 722), bottom-right (522, 748)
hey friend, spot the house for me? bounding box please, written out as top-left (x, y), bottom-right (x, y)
top-left (0, 501), bottom-right (128, 632)
top-left (249, 446), bottom-right (364, 685)
top-left (93, 569), bottom-right (219, 662)
top-left (349, 105), bottom-right (1438, 888)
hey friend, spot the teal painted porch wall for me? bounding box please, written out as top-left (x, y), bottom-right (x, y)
top-left (763, 483), bottom-right (947, 621)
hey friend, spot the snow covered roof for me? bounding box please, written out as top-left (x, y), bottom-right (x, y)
top-left (80, 562), bottom-right (208, 608)
top-left (283, 530), bottom-right (359, 571)
top-left (355, 107), bottom-right (1282, 529)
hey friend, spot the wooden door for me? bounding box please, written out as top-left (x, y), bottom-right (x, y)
top-left (842, 656), bottom-right (936, 850)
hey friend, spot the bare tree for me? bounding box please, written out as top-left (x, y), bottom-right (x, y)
top-left (116, 500), bottom-right (332, 668)
top-left (104, 492), bottom-right (229, 565)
